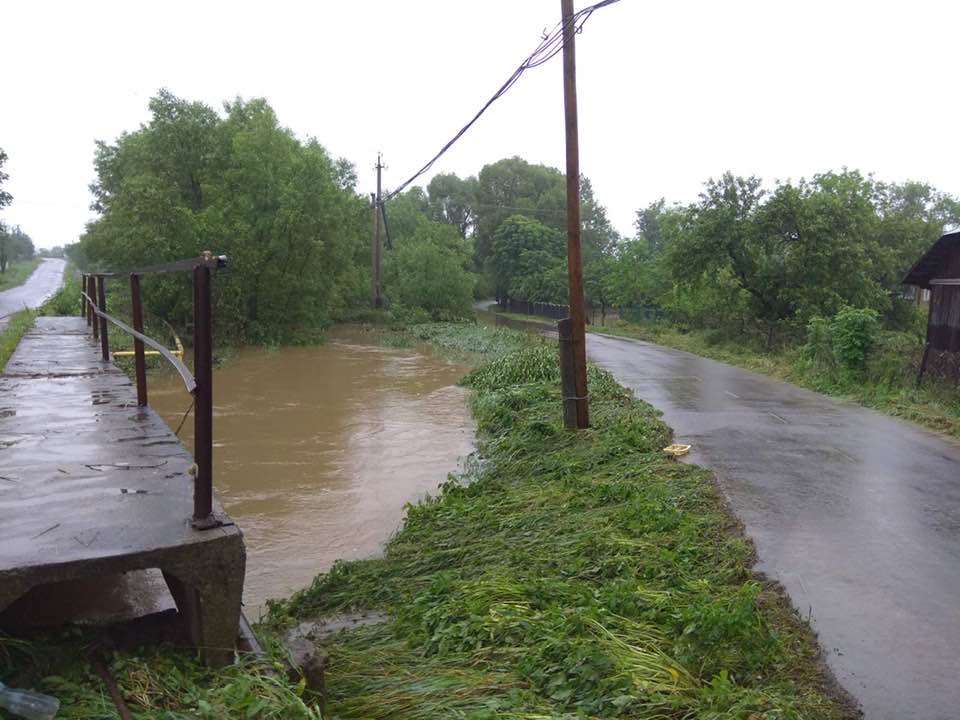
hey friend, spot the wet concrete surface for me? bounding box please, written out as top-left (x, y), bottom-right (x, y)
top-left (0, 317), bottom-right (244, 664)
top-left (587, 332), bottom-right (960, 720)
top-left (0, 258), bottom-right (65, 328)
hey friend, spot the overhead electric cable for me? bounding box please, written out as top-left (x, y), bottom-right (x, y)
top-left (382, 0), bottom-right (621, 203)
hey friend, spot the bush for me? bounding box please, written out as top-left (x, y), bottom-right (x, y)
top-left (866, 331), bottom-right (923, 385)
top-left (802, 307), bottom-right (880, 373)
top-left (801, 315), bottom-right (834, 368)
top-left (830, 306), bottom-right (880, 372)
top-left (385, 233), bottom-right (475, 321)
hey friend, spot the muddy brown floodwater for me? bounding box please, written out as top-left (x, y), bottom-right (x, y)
top-left (148, 326), bottom-right (474, 619)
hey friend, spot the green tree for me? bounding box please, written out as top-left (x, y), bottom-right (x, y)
top-left (426, 173), bottom-right (478, 237)
top-left (384, 221), bottom-right (475, 319)
top-left (0, 148), bottom-right (12, 209)
top-left (0, 224), bottom-right (34, 273)
top-left (490, 215), bottom-right (564, 303)
top-left (80, 90), bottom-right (369, 343)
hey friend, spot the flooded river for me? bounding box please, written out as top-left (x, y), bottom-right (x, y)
top-left (149, 326), bottom-right (473, 618)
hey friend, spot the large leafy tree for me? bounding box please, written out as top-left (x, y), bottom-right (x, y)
top-left (472, 157), bottom-right (615, 269)
top-left (80, 91), bottom-right (369, 343)
top-left (426, 173), bottom-right (478, 238)
top-left (490, 214), bottom-right (564, 303)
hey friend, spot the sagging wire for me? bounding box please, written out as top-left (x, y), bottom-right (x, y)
top-left (382, 0), bottom-right (622, 203)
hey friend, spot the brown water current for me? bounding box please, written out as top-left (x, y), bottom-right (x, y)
top-left (148, 326), bottom-right (474, 618)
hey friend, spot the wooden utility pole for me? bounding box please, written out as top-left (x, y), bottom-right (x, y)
top-left (560, 0), bottom-right (589, 429)
top-left (371, 154), bottom-right (384, 308)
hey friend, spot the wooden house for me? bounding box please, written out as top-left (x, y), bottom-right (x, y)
top-left (902, 229), bottom-right (960, 379)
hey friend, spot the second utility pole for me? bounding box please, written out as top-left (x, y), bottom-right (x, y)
top-left (371, 153), bottom-right (384, 309)
top-left (560, 0), bottom-right (589, 429)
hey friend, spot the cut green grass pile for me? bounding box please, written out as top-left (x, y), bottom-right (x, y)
top-left (267, 341), bottom-right (852, 719)
top-left (0, 633), bottom-right (321, 719)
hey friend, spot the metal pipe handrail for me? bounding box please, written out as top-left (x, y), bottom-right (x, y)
top-left (80, 290), bottom-right (197, 393)
top-left (80, 255), bottom-right (224, 527)
top-left (90, 254), bottom-right (228, 278)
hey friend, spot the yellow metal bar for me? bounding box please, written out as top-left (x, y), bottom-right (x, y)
top-left (112, 349), bottom-right (183, 358)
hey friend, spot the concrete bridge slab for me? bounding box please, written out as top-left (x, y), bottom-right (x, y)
top-left (0, 316), bottom-right (245, 666)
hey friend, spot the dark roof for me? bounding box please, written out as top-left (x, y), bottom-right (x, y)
top-left (902, 230), bottom-right (960, 288)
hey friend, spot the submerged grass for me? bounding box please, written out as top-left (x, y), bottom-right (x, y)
top-left (378, 320), bottom-right (534, 366)
top-left (267, 336), bottom-right (853, 719)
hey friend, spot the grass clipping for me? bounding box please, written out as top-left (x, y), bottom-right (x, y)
top-left (270, 343), bottom-right (851, 719)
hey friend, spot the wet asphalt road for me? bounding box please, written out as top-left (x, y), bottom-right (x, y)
top-left (0, 258), bottom-right (65, 329)
top-left (588, 332), bottom-right (960, 720)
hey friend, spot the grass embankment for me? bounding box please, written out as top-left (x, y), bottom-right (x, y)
top-left (597, 320), bottom-right (960, 439)
top-left (0, 308), bottom-right (37, 370)
top-left (265, 323), bottom-right (852, 719)
top-left (0, 257), bottom-right (42, 292)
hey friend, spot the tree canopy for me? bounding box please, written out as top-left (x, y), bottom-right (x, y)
top-left (79, 90), bottom-right (370, 342)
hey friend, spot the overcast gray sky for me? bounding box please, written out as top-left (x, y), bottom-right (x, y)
top-left (2, 0), bottom-right (958, 249)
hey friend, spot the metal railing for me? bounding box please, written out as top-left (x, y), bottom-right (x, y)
top-left (79, 252), bottom-right (227, 529)
top-left (502, 298), bottom-right (571, 320)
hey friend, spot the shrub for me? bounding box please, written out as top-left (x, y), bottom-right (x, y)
top-left (801, 315), bottom-right (834, 368)
top-left (803, 307), bottom-right (880, 373)
top-left (830, 306), bottom-right (880, 372)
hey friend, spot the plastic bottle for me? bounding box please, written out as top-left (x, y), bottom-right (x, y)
top-left (0, 680), bottom-right (60, 720)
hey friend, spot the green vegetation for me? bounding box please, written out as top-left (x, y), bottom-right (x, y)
top-left (38, 268), bottom-right (81, 317)
top-left (264, 332), bottom-right (851, 719)
top-left (0, 257), bottom-right (40, 292)
top-left (0, 148), bottom-right (35, 275)
top-left (384, 321), bottom-right (532, 364)
top-left (73, 90), bottom-right (371, 344)
top-left (0, 633), bottom-right (321, 719)
top-left (0, 308), bottom-right (37, 370)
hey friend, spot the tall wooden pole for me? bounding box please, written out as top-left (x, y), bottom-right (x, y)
top-left (371, 154), bottom-right (384, 309)
top-left (561, 0), bottom-right (589, 428)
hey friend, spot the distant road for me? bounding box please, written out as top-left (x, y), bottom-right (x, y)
top-left (587, 331), bottom-right (960, 720)
top-left (0, 258), bottom-right (66, 329)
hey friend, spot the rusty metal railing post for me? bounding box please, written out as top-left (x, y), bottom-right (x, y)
top-left (96, 275), bottom-right (109, 361)
top-left (91, 276), bottom-right (99, 340)
top-left (86, 275), bottom-right (94, 327)
top-left (130, 273), bottom-right (148, 407)
top-left (192, 263), bottom-right (214, 525)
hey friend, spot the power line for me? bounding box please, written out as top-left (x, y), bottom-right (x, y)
top-left (382, 0), bottom-right (622, 203)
